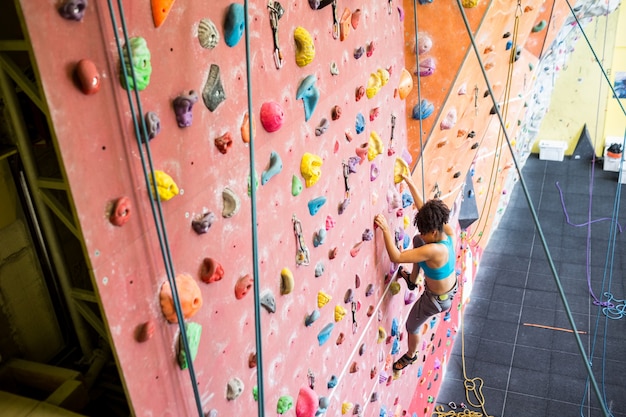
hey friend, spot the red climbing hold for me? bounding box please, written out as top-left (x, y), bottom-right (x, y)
top-left (200, 257), bottom-right (224, 283)
top-left (295, 385), bottom-right (318, 417)
top-left (110, 196), bottom-right (132, 227)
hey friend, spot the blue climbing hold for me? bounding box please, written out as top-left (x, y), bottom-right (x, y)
top-left (355, 112), bottom-right (365, 134)
top-left (305, 309), bottom-right (321, 326)
top-left (327, 375), bottom-right (338, 388)
top-left (313, 229), bottom-right (327, 247)
top-left (308, 196), bottom-right (327, 216)
top-left (412, 99), bottom-right (434, 120)
top-left (417, 366), bottom-right (422, 377)
top-left (506, 40), bottom-right (513, 50)
top-left (402, 191), bottom-right (413, 208)
top-left (403, 234), bottom-right (411, 249)
top-left (262, 151), bottom-right (283, 185)
top-left (391, 337), bottom-right (400, 355)
top-left (296, 75), bottom-right (320, 122)
top-left (224, 3), bottom-right (245, 47)
top-left (380, 406), bottom-right (387, 417)
top-left (317, 322), bottom-right (334, 345)
top-left (391, 318), bottom-right (399, 336)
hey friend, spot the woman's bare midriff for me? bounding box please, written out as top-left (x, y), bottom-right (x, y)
top-left (424, 274), bottom-right (456, 294)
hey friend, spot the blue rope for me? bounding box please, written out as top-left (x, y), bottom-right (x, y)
top-left (105, 2), bottom-right (203, 415)
top-left (453, 0), bottom-right (610, 415)
top-left (243, 1), bottom-right (266, 416)
top-left (411, 0), bottom-right (426, 198)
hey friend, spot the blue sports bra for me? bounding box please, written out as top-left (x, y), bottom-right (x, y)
top-left (417, 235), bottom-right (455, 280)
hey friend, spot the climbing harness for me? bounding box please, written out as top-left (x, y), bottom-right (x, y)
top-left (293, 214), bottom-right (310, 266)
top-left (268, 0), bottom-right (284, 69)
top-left (104, 1), bottom-right (204, 415)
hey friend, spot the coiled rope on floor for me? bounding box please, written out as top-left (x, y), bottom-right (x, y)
top-left (454, 0), bottom-right (610, 415)
top-left (105, 1), bottom-right (202, 415)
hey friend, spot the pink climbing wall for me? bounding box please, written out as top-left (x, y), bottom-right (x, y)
top-left (19, 0), bottom-right (558, 415)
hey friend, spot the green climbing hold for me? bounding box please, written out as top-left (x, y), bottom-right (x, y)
top-left (292, 175), bottom-right (303, 196)
top-left (177, 322), bottom-right (202, 370)
top-left (120, 37), bottom-right (152, 91)
top-left (277, 395), bottom-right (294, 414)
top-left (531, 20), bottom-right (547, 32)
top-left (248, 171), bottom-right (259, 196)
top-left (253, 386), bottom-right (258, 401)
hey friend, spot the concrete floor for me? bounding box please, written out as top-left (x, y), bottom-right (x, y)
top-left (436, 154), bottom-right (626, 417)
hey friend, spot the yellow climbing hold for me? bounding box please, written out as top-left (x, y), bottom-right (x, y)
top-left (301, 152), bottom-right (323, 188)
top-left (389, 282), bottom-right (401, 295)
top-left (366, 71), bottom-right (382, 99)
top-left (280, 268), bottom-right (294, 295)
top-left (397, 68), bottom-right (413, 100)
top-left (294, 26), bottom-right (315, 67)
top-left (341, 402), bottom-right (353, 414)
top-left (394, 157), bottom-right (410, 184)
top-left (404, 215), bottom-right (410, 229)
top-left (150, 170), bottom-right (179, 201)
top-left (462, 0), bottom-right (478, 7)
top-left (317, 291), bottom-right (332, 308)
top-left (377, 326), bottom-right (387, 343)
top-left (367, 131), bottom-right (384, 161)
top-left (377, 68), bottom-right (390, 86)
top-left (334, 305), bottom-right (347, 322)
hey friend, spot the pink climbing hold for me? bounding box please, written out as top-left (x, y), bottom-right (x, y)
top-left (350, 241), bottom-right (363, 257)
top-left (366, 41), bottom-right (375, 57)
top-left (295, 385), bottom-right (318, 417)
top-left (325, 215), bottom-right (336, 230)
top-left (260, 101), bottom-right (285, 132)
top-left (235, 274), bottom-right (253, 299)
top-left (404, 290), bottom-right (417, 305)
top-left (355, 86), bottom-right (365, 101)
top-left (440, 108), bottom-right (457, 130)
top-left (369, 107), bottom-right (380, 121)
top-left (355, 143), bottom-right (369, 163)
top-left (200, 257), bottom-right (224, 283)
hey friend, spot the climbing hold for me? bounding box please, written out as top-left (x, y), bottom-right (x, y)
top-left (367, 41), bottom-right (376, 57)
top-left (336, 332), bottom-right (345, 345)
top-left (120, 37), bottom-right (152, 91)
top-left (331, 105), bottom-right (342, 120)
top-left (315, 261), bottom-right (325, 277)
top-left (109, 196), bottom-right (132, 227)
top-left (200, 257), bottom-right (224, 283)
top-left (301, 153), bottom-right (323, 187)
top-left (305, 309), bottom-right (320, 326)
top-left (532, 20), bottom-right (547, 32)
top-left (177, 321), bottom-right (202, 370)
top-left (327, 375), bottom-right (338, 389)
top-left (350, 241), bottom-right (363, 257)
top-left (377, 327), bottom-right (387, 343)
top-left (58, 0), bottom-right (87, 21)
top-left (150, 0), bottom-right (175, 27)
top-left (135, 320), bottom-right (155, 343)
top-left (354, 46), bottom-right (365, 59)
top-left (325, 215), bottom-right (335, 230)
top-left (342, 402), bottom-right (354, 414)
top-left (75, 59), bottom-right (100, 95)
top-left (355, 113), bottom-right (366, 134)
top-left (224, 3), bottom-right (245, 47)
top-left (296, 75), bottom-right (320, 122)
top-left (226, 377), bottom-right (244, 400)
top-left (248, 171), bottom-right (259, 197)
top-left (397, 68), bottom-right (413, 100)
top-left (315, 118), bottom-right (329, 136)
top-left (350, 362), bottom-right (359, 373)
top-left (202, 64), bottom-right (226, 112)
top-left (317, 323), bottom-right (334, 346)
top-left (402, 192), bottom-right (413, 208)
top-left (366, 72), bottom-right (383, 99)
top-left (222, 187), bottom-right (241, 218)
top-left (394, 157), bottom-right (410, 184)
top-left (412, 100), bottom-right (434, 120)
top-left (366, 283), bottom-right (374, 297)
top-left (144, 111), bottom-right (160, 141)
top-left (191, 211), bottom-right (216, 234)
top-left (417, 33), bottom-right (432, 54)
top-left (296, 386), bottom-right (318, 417)
top-left (370, 163), bottom-right (379, 181)
top-left (389, 282), bottom-right (401, 294)
top-left (462, 0), bottom-right (478, 7)
top-left (328, 247), bottom-right (338, 259)
top-left (355, 85), bottom-right (365, 102)
top-left (198, 18), bottom-right (220, 49)
top-left (173, 90), bottom-right (199, 128)
top-left (308, 196), bottom-right (326, 216)
top-left (262, 151), bottom-right (283, 185)
top-left (330, 61), bottom-right (339, 76)
top-left (318, 397), bottom-right (329, 414)
top-left (280, 268), bottom-right (294, 294)
top-left (440, 108), bottom-right (457, 130)
top-left (253, 386), bottom-right (259, 401)
top-left (240, 112), bottom-right (255, 143)
top-left (260, 101), bottom-right (285, 133)
top-left (379, 371), bottom-right (388, 384)
top-left (356, 143), bottom-right (369, 163)
top-left (368, 131), bottom-right (384, 161)
top-left (370, 392), bottom-right (378, 402)
top-left (260, 290), bottom-right (276, 313)
top-left (355, 274), bottom-right (361, 288)
top-left (235, 274), bottom-right (253, 299)
top-left (278, 395), bottom-right (294, 414)
top-left (347, 156), bottom-right (359, 172)
top-left (369, 107), bottom-right (380, 122)
top-left (453, 171), bottom-right (461, 178)
top-left (457, 83), bottom-right (467, 95)
top-left (344, 288), bottom-right (354, 303)
top-left (150, 170), bottom-right (178, 201)
top-left (294, 26), bottom-right (316, 67)
top-left (489, 104), bottom-right (499, 115)
top-left (366, 305), bottom-right (374, 317)
top-left (160, 274), bottom-right (203, 323)
top-left (362, 229), bottom-right (373, 241)
top-left (335, 305), bottom-right (347, 322)
top-left (292, 175), bottom-right (303, 196)
top-left (351, 8), bottom-right (361, 28)
top-left (417, 57), bottom-right (435, 77)
top-left (359, 343), bottom-right (366, 356)
top-left (404, 290), bottom-right (416, 304)
top-left (317, 291), bottom-right (332, 308)
top-left (340, 8), bottom-right (352, 41)
top-left (313, 228), bottom-right (327, 247)
top-left (214, 132), bottom-right (233, 154)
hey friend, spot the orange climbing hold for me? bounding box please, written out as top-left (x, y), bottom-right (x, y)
top-left (151, 0), bottom-right (176, 28)
top-left (159, 274), bottom-right (203, 323)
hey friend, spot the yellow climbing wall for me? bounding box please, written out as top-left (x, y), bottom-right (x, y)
top-left (18, 0), bottom-right (567, 415)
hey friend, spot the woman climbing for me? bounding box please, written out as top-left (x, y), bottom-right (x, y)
top-left (373, 174), bottom-right (458, 372)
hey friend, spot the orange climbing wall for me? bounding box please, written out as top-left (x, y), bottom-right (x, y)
top-left (19, 0), bottom-right (558, 415)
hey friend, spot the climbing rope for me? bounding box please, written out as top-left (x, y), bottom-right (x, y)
top-left (104, 1), bottom-right (203, 415)
top-left (243, 1), bottom-right (267, 415)
top-left (468, 1), bottom-right (522, 246)
top-left (454, 0), bottom-right (610, 415)
top-left (411, 0), bottom-right (427, 199)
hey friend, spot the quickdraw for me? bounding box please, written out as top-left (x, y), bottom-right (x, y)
top-left (268, 0), bottom-right (285, 69)
top-left (388, 0), bottom-right (393, 14)
top-left (292, 214), bottom-right (310, 265)
top-left (315, 0), bottom-right (339, 39)
top-left (388, 114), bottom-right (396, 153)
top-left (351, 301), bottom-right (358, 334)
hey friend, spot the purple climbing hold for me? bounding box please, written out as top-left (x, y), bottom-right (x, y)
top-left (144, 111), bottom-right (160, 141)
top-left (344, 288), bottom-right (354, 303)
top-left (191, 211), bottom-right (216, 234)
top-left (362, 228), bottom-right (373, 242)
top-left (417, 57), bottom-right (436, 76)
top-left (365, 283), bottom-right (374, 297)
top-left (173, 91), bottom-right (199, 128)
top-left (338, 198), bottom-right (350, 215)
top-left (354, 46), bottom-right (365, 59)
top-left (58, 0), bottom-right (87, 21)
top-left (347, 157), bottom-right (359, 173)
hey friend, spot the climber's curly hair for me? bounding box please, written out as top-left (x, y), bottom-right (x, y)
top-left (414, 199), bottom-right (450, 234)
